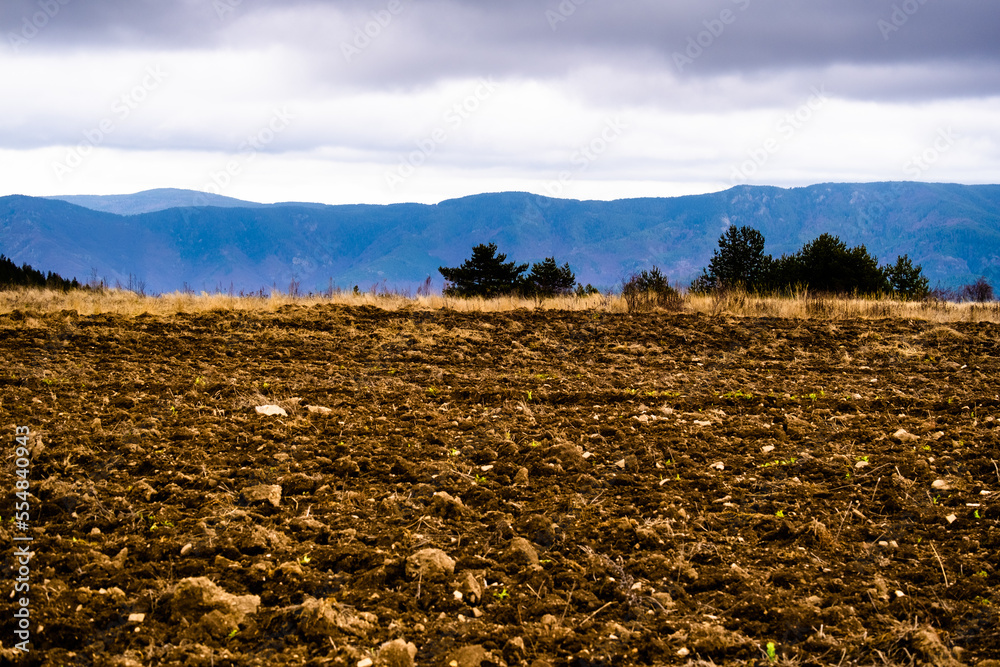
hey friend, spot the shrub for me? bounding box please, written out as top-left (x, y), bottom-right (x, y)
top-left (962, 277), bottom-right (995, 303)
top-left (621, 267), bottom-right (682, 313)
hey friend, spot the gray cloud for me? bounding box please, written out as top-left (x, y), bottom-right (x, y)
top-left (2, 0), bottom-right (998, 203)
top-left (4, 0), bottom-right (998, 101)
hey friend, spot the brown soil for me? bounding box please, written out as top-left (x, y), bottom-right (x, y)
top-left (2, 305), bottom-right (998, 666)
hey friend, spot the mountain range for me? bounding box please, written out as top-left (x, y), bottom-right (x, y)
top-left (2, 183), bottom-right (999, 294)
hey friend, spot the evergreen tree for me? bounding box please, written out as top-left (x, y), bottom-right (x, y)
top-left (773, 234), bottom-right (887, 295)
top-left (0, 254), bottom-right (81, 291)
top-left (704, 226), bottom-right (772, 292)
top-left (438, 243), bottom-right (528, 298)
top-left (884, 255), bottom-right (929, 300)
top-left (526, 257), bottom-right (575, 297)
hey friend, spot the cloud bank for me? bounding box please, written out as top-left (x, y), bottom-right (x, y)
top-left (2, 0), bottom-right (998, 204)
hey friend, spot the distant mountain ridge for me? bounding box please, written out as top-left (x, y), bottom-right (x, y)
top-left (3, 182), bottom-right (999, 294)
top-left (47, 188), bottom-right (268, 215)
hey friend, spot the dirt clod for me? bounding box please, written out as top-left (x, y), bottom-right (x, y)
top-left (377, 638), bottom-right (418, 667)
top-left (406, 548), bottom-right (456, 580)
top-left (169, 577), bottom-right (260, 627)
top-left (241, 484), bottom-right (282, 507)
top-left (506, 536), bottom-right (539, 567)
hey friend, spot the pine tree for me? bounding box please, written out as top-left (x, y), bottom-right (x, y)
top-left (0, 254), bottom-right (81, 291)
top-left (884, 255), bottom-right (929, 300)
top-left (526, 257), bottom-right (575, 297)
top-left (773, 233), bottom-right (887, 295)
top-left (438, 243), bottom-right (528, 298)
top-left (704, 226), bottom-right (772, 292)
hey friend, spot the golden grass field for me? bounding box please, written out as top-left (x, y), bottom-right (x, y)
top-left (2, 286), bottom-right (999, 323)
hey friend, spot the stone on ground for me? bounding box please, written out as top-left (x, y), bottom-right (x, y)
top-left (405, 548), bottom-right (456, 580)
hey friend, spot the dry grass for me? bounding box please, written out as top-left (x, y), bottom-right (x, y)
top-left (1, 287), bottom-right (999, 322)
top-left (685, 290), bottom-right (1000, 323)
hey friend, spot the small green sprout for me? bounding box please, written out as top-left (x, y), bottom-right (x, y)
top-left (493, 587), bottom-right (509, 601)
top-left (427, 386), bottom-right (438, 396)
top-left (975, 509), bottom-right (982, 519)
top-left (448, 448), bottom-right (460, 457)
top-left (228, 628), bottom-right (239, 639)
top-left (766, 642), bottom-right (777, 662)
top-left (300, 554), bottom-right (312, 565)
top-left (529, 440), bottom-right (541, 448)
top-left (722, 389), bottom-right (754, 400)
top-left (775, 510), bottom-right (785, 519)
top-left (526, 390), bottom-right (533, 401)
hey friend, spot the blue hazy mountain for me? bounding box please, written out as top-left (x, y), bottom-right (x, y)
top-left (48, 188), bottom-right (267, 216)
top-left (4, 182), bottom-right (999, 294)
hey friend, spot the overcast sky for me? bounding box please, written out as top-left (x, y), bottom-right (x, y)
top-left (1, 0), bottom-right (998, 205)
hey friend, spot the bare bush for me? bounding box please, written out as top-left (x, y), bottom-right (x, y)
top-left (962, 277), bottom-right (994, 303)
top-left (621, 267), bottom-right (682, 313)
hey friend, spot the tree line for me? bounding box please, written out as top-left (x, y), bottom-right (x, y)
top-left (691, 227), bottom-right (931, 298)
top-left (0, 254), bottom-right (82, 291)
top-left (438, 243), bottom-right (598, 298)
top-left (439, 230), bottom-right (995, 303)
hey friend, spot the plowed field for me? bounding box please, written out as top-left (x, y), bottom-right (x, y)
top-left (2, 305), bottom-right (999, 666)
